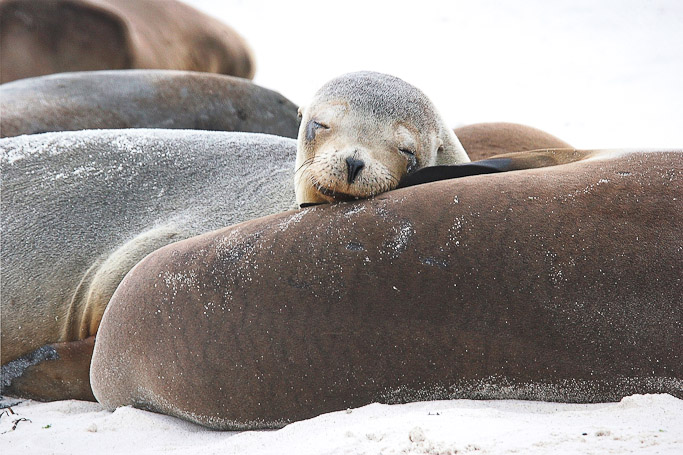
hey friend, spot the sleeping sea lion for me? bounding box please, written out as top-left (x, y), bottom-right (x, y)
top-left (295, 71), bottom-right (469, 206)
top-left (294, 73), bottom-right (574, 207)
top-left (91, 149), bottom-right (682, 429)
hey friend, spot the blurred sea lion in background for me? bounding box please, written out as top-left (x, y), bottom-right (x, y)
top-left (0, 0), bottom-right (254, 83)
top-left (0, 70), bottom-right (299, 138)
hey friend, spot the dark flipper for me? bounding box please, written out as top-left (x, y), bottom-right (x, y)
top-left (396, 148), bottom-right (597, 189)
top-left (396, 159), bottom-right (513, 189)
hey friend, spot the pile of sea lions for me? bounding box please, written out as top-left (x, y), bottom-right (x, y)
top-left (1, 0), bottom-right (680, 430)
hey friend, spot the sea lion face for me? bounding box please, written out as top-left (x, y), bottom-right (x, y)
top-left (295, 99), bottom-right (442, 206)
top-left (294, 71), bottom-right (468, 207)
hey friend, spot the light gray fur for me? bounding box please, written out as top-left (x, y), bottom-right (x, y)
top-left (314, 71), bottom-right (443, 130)
top-left (310, 71), bottom-right (467, 165)
top-left (1, 129), bottom-right (297, 363)
top-left (1, 346), bottom-right (59, 389)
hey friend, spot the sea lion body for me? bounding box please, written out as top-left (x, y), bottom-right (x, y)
top-left (295, 71), bottom-right (469, 206)
top-left (1, 130), bottom-right (297, 399)
top-left (91, 149), bottom-right (682, 429)
top-left (0, 0), bottom-right (254, 83)
top-left (0, 70), bottom-right (300, 138)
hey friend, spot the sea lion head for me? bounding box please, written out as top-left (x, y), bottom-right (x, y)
top-left (295, 71), bottom-right (468, 206)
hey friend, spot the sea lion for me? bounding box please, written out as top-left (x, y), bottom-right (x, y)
top-left (0, 0), bottom-right (254, 83)
top-left (295, 71), bottom-right (470, 206)
top-left (91, 149), bottom-right (682, 430)
top-left (0, 129), bottom-right (297, 401)
top-left (454, 122), bottom-right (573, 161)
top-left (0, 70), bottom-right (300, 138)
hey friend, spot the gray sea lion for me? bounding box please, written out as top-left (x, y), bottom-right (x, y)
top-left (454, 122), bottom-right (573, 161)
top-left (0, 70), bottom-right (299, 138)
top-left (0, 129), bottom-right (297, 401)
top-left (0, 0), bottom-right (254, 83)
top-left (91, 149), bottom-right (682, 429)
top-left (295, 71), bottom-right (470, 206)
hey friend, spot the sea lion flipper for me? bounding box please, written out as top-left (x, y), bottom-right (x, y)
top-left (396, 162), bottom-right (508, 189)
top-left (1, 337), bottom-right (96, 402)
top-left (395, 148), bottom-right (602, 189)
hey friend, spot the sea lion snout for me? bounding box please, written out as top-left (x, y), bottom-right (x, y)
top-left (346, 157), bottom-right (365, 183)
top-left (301, 146), bottom-right (396, 202)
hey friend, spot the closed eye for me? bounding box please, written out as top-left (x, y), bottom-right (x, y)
top-left (306, 119), bottom-right (330, 141)
top-left (399, 148), bottom-right (418, 173)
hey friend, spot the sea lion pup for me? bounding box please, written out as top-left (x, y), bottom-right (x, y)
top-left (1, 129), bottom-right (297, 401)
top-left (0, 0), bottom-right (254, 83)
top-left (295, 71), bottom-right (470, 206)
top-left (0, 70), bottom-right (300, 139)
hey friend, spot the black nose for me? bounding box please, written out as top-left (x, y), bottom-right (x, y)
top-left (346, 157), bottom-right (365, 184)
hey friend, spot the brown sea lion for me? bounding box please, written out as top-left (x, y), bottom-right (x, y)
top-left (1, 130), bottom-right (298, 401)
top-left (454, 122), bottom-right (573, 161)
top-left (0, 0), bottom-right (254, 83)
top-left (91, 149), bottom-right (682, 429)
top-left (0, 70), bottom-right (299, 138)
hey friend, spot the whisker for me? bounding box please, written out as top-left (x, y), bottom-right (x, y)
top-left (295, 157), bottom-right (315, 175)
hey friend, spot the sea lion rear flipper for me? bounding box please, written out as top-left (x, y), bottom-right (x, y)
top-left (1, 337), bottom-right (96, 402)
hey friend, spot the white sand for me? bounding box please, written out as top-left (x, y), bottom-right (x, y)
top-left (2, 395), bottom-right (681, 454)
top-left (2, 1), bottom-right (681, 453)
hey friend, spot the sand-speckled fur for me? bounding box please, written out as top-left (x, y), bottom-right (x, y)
top-left (1, 130), bottom-right (297, 400)
top-left (92, 149), bottom-right (682, 429)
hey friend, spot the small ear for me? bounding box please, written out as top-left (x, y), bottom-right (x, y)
top-left (297, 107), bottom-right (304, 119)
top-left (436, 130), bottom-right (470, 165)
top-left (436, 138), bottom-right (444, 155)
top-left (434, 137), bottom-right (454, 166)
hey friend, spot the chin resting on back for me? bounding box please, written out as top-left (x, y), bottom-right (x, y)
top-left (295, 71), bottom-right (469, 206)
